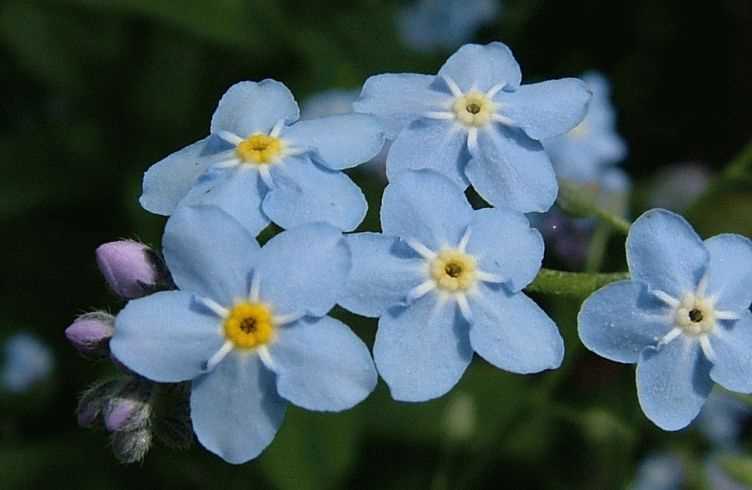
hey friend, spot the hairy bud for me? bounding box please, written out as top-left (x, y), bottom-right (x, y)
top-left (96, 240), bottom-right (165, 299)
top-left (65, 312), bottom-right (114, 357)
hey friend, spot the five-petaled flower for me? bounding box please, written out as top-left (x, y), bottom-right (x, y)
top-left (140, 80), bottom-right (385, 235)
top-left (578, 209), bottom-right (752, 430)
top-left (354, 42), bottom-right (591, 213)
top-left (111, 205), bottom-right (377, 464)
top-left (339, 170), bottom-right (564, 401)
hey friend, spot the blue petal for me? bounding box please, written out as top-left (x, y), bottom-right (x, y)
top-left (437, 42), bottom-right (522, 92)
top-left (386, 118), bottom-right (470, 187)
top-left (253, 223), bottom-right (350, 318)
top-left (465, 208), bottom-right (543, 291)
top-left (374, 293), bottom-right (472, 402)
top-left (354, 73), bottom-right (446, 138)
top-left (180, 167), bottom-right (270, 236)
top-left (636, 338), bottom-right (712, 431)
top-left (163, 205), bottom-right (260, 305)
top-left (284, 114), bottom-right (385, 170)
top-left (210, 80), bottom-right (299, 138)
top-left (267, 316), bottom-right (377, 411)
top-left (500, 79), bottom-right (591, 141)
top-left (191, 353), bottom-right (286, 464)
top-left (578, 281), bottom-right (672, 364)
top-left (339, 233), bottom-right (425, 318)
top-left (469, 285), bottom-right (563, 373)
top-left (627, 209), bottom-right (709, 299)
top-left (140, 137), bottom-right (214, 216)
top-left (709, 312), bottom-right (752, 393)
top-left (467, 125), bottom-right (558, 213)
top-left (111, 291), bottom-right (224, 383)
top-left (263, 156), bottom-right (367, 232)
top-left (381, 169), bottom-right (473, 250)
top-left (704, 234), bottom-right (752, 312)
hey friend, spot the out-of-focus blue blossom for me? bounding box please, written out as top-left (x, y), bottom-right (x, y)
top-left (355, 42), bottom-right (591, 213)
top-left (649, 163), bottom-right (712, 212)
top-left (140, 80), bottom-right (385, 234)
top-left (111, 205), bottom-right (377, 464)
top-left (397, 0), bottom-right (500, 53)
top-left (699, 390), bottom-right (751, 449)
top-left (544, 71), bottom-right (627, 184)
top-left (579, 209), bottom-right (752, 430)
top-left (630, 453), bottom-right (684, 490)
top-left (340, 170), bottom-right (563, 402)
top-left (1, 333), bottom-right (53, 393)
top-left (301, 89), bottom-right (358, 120)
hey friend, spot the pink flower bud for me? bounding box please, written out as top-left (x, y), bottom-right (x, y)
top-left (65, 312), bottom-right (114, 357)
top-left (96, 241), bottom-right (162, 299)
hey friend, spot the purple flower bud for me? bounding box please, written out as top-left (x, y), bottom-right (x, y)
top-left (65, 312), bottom-right (114, 357)
top-left (76, 378), bottom-right (120, 429)
top-left (96, 240), bottom-right (163, 299)
top-left (104, 382), bottom-right (152, 432)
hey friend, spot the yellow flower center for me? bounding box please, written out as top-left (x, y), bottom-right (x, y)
top-left (223, 302), bottom-right (275, 349)
top-left (235, 134), bottom-right (283, 164)
top-left (674, 294), bottom-right (715, 336)
top-left (452, 91), bottom-right (495, 127)
top-left (430, 249), bottom-right (477, 291)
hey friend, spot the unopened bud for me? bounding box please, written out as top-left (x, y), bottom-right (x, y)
top-left (104, 381), bottom-right (152, 432)
top-left (76, 378), bottom-right (120, 428)
top-left (65, 312), bottom-right (114, 357)
top-left (96, 240), bottom-right (164, 299)
top-left (111, 428), bottom-right (152, 464)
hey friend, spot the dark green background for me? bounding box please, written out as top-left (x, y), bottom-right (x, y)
top-left (1, 0), bottom-right (751, 488)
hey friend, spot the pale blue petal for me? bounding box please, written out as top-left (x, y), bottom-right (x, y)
top-left (578, 281), bottom-right (672, 364)
top-left (354, 73), bottom-right (447, 138)
top-left (386, 118), bottom-right (470, 187)
top-left (437, 42), bottom-right (522, 92)
top-left (636, 338), bottom-right (712, 431)
top-left (339, 233), bottom-right (425, 318)
top-left (381, 169), bottom-right (473, 250)
top-left (268, 316), bottom-right (377, 411)
top-left (263, 156), bottom-right (367, 232)
top-left (465, 208), bottom-right (544, 291)
top-left (284, 114), bottom-right (385, 170)
top-left (467, 125), bottom-right (558, 213)
top-left (627, 209), bottom-right (709, 299)
top-left (709, 312), bottom-right (752, 393)
top-left (374, 293), bottom-right (472, 402)
top-left (191, 353), bottom-right (286, 464)
top-left (253, 223), bottom-right (350, 318)
top-left (704, 234), bottom-right (752, 312)
top-left (163, 205), bottom-right (260, 305)
top-left (500, 79), bottom-right (591, 140)
top-left (111, 291), bottom-right (224, 383)
top-left (179, 167), bottom-right (269, 236)
top-left (469, 285), bottom-right (563, 373)
top-left (210, 80), bottom-right (299, 138)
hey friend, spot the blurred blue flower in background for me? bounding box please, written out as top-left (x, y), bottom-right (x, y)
top-left (301, 89), bottom-right (359, 120)
top-left (629, 452), bottom-right (684, 490)
top-left (340, 170), bottom-right (563, 402)
top-left (141, 80), bottom-right (384, 234)
top-left (1, 333), bottom-right (53, 393)
top-left (699, 390), bottom-right (751, 449)
top-left (649, 162), bottom-right (711, 212)
top-left (356, 42), bottom-right (590, 213)
top-left (397, 0), bottom-right (500, 53)
top-left (111, 206), bottom-right (377, 463)
top-left (579, 209), bottom-right (752, 430)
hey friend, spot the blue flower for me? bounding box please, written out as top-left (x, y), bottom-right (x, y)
top-left (355, 42), bottom-right (591, 213)
top-left (339, 170), bottom-right (564, 401)
top-left (110, 205), bottom-right (378, 464)
top-left (579, 209), bottom-right (752, 430)
top-left (397, 0), bottom-right (500, 53)
top-left (544, 71), bottom-right (627, 184)
top-left (301, 89), bottom-right (358, 120)
top-left (140, 80), bottom-right (385, 234)
top-left (2, 333), bottom-right (53, 393)
top-left (630, 453), bottom-right (684, 490)
top-left (698, 390), bottom-right (751, 449)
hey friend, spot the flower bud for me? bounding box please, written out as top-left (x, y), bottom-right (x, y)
top-left (96, 240), bottom-right (163, 299)
top-left (76, 378), bottom-right (120, 429)
top-left (111, 428), bottom-right (153, 464)
top-left (65, 312), bottom-right (114, 357)
top-left (104, 381), bottom-right (152, 432)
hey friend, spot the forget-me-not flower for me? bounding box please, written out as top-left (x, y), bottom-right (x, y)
top-left (111, 205), bottom-right (378, 463)
top-left (630, 452), bottom-right (684, 490)
top-left (339, 170), bottom-right (564, 401)
top-left (140, 80), bottom-right (384, 234)
top-left (354, 42), bottom-right (591, 213)
top-left (397, 0), bottom-right (500, 53)
top-left (579, 209), bottom-right (752, 430)
top-left (2, 333), bottom-right (53, 393)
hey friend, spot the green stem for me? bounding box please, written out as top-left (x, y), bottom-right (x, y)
top-left (557, 180), bottom-right (632, 235)
top-left (525, 268), bottom-right (629, 298)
